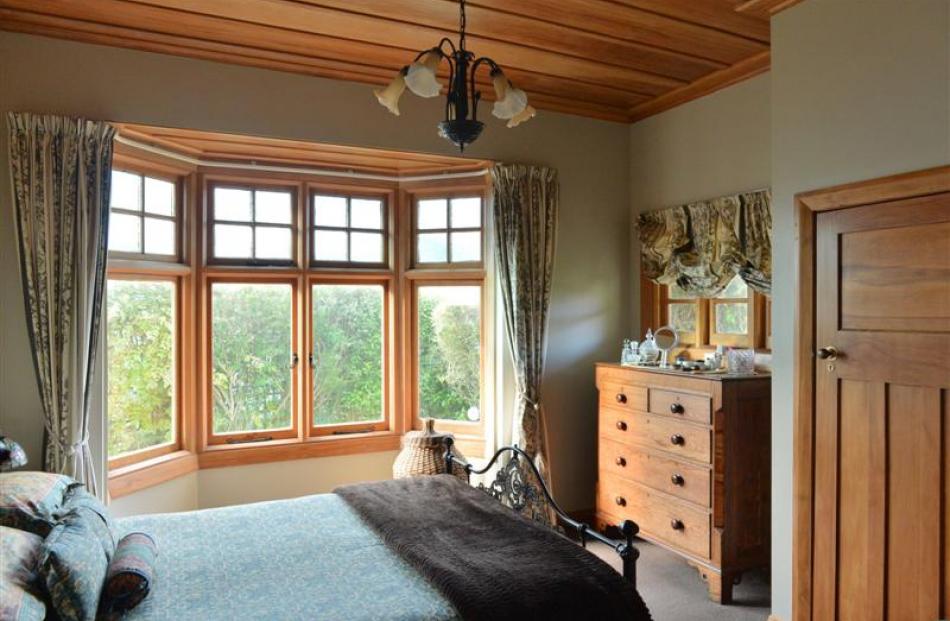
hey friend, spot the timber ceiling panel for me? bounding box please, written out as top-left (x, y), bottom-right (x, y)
top-left (0, 0), bottom-right (796, 123)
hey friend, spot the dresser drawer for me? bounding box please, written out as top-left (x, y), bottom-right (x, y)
top-left (599, 382), bottom-right (647, 414)
top-left (600, 409), bottom-right (711, 463)
top-left (649, 388), bottom-right (711, 424)
top-left (598, 472), bottom-right (710, 559)
top-left (598, 437), bottom-right (711, 507)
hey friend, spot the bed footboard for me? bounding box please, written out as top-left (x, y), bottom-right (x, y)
top-left (443, 438), bottom-right (640, 588)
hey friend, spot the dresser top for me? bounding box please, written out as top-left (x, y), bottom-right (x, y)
top-left (596, 362), bottom-right (770, 382)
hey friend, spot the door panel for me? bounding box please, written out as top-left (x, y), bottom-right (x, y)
top-left (812, 192), bottom-right (950, 620)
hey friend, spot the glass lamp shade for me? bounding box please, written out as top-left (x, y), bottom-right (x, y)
top-left (491, 75), bottom-right (528, 120)
top-left (506, 105), bottom-right (536, 128)
top-left (405, 51), bottom-right (442, 98)
top-left (0, 436), bottom-right (27, 471)
top-left (375, 71), bottom-right (407, 116)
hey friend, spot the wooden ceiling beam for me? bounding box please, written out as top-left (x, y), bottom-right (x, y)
top-left (612, 0), bottom-right (770, 43)
top-left (733, 0), bottom-right (806, 18)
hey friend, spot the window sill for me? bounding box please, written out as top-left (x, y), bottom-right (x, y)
top-left (108, 450), bottom-right (198, 499)
top-left (197, 432), bottom-right (402, 469)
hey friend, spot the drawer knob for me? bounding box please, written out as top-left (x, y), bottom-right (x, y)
top-left (615, 496), bottom-right (627, 507)
top-left (670, 402), bottom-right (685, 414)
top-left (670, 434), bottom-right (685, 446)
top-left (615, 456), bottom-right (626, 467)
top-left (670, 519), bottom-right (685, 531)
top-left (671, 473), bottom-right (685, 486)
top-left (616, 421), bottom-right (628, 431)
top-left (615, 393), bottom-right (627, 404)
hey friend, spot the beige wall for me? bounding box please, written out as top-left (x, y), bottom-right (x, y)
top-left (110, 472), bottom-right (199, 518)
top-left (0, 31), bottom-right (630, 514)
top-left (770, 1), bottom-right (949, 619)
top-left (628, 73), bottom-right (771, 331)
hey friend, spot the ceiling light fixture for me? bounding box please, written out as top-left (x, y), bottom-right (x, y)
top-left (374, 0), bottom-right (535, 152)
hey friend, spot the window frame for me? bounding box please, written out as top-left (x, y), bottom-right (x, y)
top-left (203, 274), bottom-right (301, 446)
top-left (105, 272), bottom-right (183, 470)
top-left (709, 283), bottom-right (758, 347)
top-left (206, 181), bottom-right (299, 267)
top-left (309, 190), bottom-right (390, 269)
top-left (412, 191), bottom-right (485, 268)
top-left (108, 168), bottom-right (183, 263)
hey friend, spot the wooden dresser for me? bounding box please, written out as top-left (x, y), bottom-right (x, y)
top-left (594, 363), bottom-right (770, 604)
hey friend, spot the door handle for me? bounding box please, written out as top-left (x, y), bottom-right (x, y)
top-left (816, 346), bottom-right (839, 361)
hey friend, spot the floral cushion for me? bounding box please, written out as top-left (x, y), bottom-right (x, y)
top-left (98, 532), bottom-right (157, 619)
top-left (40, 504), bottom-right (115, 621)
top-left (0, 471), bottom-right (77, 535)
top-left (0, 526), bottom-right (47, 621)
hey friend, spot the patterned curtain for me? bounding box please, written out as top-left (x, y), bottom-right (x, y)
top-left (637, 189), bottom-right (772, 297)
top-left (7, 113), bottom-right (115, 494)
top-left (491, 164), bottom-right (558, 492)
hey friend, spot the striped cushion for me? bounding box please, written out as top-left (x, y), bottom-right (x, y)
top-left (0, 526), bottom-right (47, 621)
top-left (98, 532), bottom-right (157, 619)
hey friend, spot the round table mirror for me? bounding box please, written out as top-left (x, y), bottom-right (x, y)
top-left (654, 325), bottom-right (679, 368)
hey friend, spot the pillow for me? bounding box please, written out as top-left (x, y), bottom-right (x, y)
top-left (0, 471), bottom-right (77, 535)
top-left (40, 505), bottom-right (115, 621)
top-left (98, 533), bottom-right (157, 619)
top-left (0, 526), bottom-right (47, 621)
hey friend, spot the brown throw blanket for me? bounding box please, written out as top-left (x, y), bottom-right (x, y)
top-left (335, 475), bottom-right (652, 621)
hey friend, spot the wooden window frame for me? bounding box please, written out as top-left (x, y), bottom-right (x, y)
top-left (206, 180), bottom-right (299, 267)
top-left (203, 274), bottom-right (301, 446)
top-left (412, 191), bottom-right (484, 268)
top-left (309, 190), bottom-right (390, 269)
top-left (306, 274), bottom-right (393, 437)
top-left (105, 272), bottom-right (183, 470)
top-left (709, 283), bottom-right (758, 347)
top-left (108, 168), bottom-right (183, 263)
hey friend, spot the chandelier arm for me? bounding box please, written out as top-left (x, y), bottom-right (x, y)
top-left (469, 57), bottom-right (500, 121)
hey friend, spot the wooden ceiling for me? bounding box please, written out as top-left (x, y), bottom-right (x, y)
top-left (0, 0), bottom-right (802, 123)
top-left (113, 123), bottom-right (491, 176)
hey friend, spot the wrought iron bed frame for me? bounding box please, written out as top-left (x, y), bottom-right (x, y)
top-left (443, 438), bottom-right (641, 587)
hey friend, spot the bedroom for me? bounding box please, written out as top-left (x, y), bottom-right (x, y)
top-left (0, 1), bottom-right (948, 620)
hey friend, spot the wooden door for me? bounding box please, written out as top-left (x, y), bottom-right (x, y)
top-left (811, 191), bottom-right (950, 620)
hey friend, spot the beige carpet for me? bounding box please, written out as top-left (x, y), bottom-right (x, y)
top-left (589, 539), bottom-right (770, 620)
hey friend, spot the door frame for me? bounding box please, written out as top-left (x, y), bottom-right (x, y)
top-left (792, 165), bottom-right (950, 621)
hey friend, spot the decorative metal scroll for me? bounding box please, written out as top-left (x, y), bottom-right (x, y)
top-left (477, 450), bottom-right (557, 528)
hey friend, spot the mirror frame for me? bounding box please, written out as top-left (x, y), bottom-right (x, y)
top-left (653, 324), bottom-right (679, 368)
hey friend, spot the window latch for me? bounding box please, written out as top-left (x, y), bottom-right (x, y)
top-left (291, 353), bottom-right (299, 369)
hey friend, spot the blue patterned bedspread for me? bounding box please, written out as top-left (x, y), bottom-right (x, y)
top-left (116, 493), bottom-right (459, 621)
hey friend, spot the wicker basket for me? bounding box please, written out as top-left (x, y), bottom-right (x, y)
top-left (393, 418), bottom-right (468, 479)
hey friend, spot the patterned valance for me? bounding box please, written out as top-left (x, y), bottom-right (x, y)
top-left (637, 189), bottom-right (772, 297)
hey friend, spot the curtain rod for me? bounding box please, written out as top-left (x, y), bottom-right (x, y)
top-left (114, 134), bottom-right (491, 183)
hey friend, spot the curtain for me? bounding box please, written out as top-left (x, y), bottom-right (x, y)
top-left (7, 112), bottom-right (115, 495)
top-left (491, 164), bottom-right (558, 500)
top-left (638, 189), bottom-right (772, 297)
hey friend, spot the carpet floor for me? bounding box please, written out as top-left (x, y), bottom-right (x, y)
top-left (589, 539), bottom-right (771, 620)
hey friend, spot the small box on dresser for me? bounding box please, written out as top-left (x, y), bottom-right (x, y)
top-left (594, 363), bottom-right (771, 604)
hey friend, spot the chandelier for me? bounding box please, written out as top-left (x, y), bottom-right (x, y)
top-left (373, 0), bottom-right (536, 152)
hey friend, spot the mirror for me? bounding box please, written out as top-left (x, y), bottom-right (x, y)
top-left (654, 325), bottom-right (678, 368)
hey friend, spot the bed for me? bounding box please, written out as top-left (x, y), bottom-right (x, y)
top-left (113, 444), bottom-right (651, 621)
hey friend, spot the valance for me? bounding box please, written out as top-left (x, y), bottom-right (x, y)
top-left (637, 189), bottom-right (771, 297)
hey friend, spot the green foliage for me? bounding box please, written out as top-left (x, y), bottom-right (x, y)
top-left (418, 289), bottom-right (480, 421)
top-left (106, 280), bottom-right (174, 456)
top-left (211, 283), bottom-right (292, 433)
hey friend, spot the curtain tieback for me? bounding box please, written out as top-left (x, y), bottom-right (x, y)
top-left (64, 436), bottom-right (89, 457)
top-left (519, 393), bottom-right (541, 411)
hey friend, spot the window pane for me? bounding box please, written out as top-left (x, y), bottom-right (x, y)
top-left (255, 190), bottom-right (292, 224)
top-left (417, 232), bottom-right (447, 263)
top-left (313, 195), bottom-right (347, 227)
top-left (107, 279), bottom-right (175, 456)
top-left (111, 171), bottom-right (141, 211)
top-left (214, 224), bottom-right (253, 258)
top-left (313, 284), bottom-right (383, 426)
top-left (417, 286), bottom-right (481, 422)
top-left (669, 283), bottom-right (692, 300)
top-left (255, 226), bottom-right (292, 260)
top-left (715, 302), bottom-right (749, 335)
top-left (108, 212), bottom-right (141, 253)
top-left (716, 274), bottom-right (749, 299)
top-left (211, 283), bottom-right (293, 434)
top-left (350, 199), bottom-right (383, 230)
top-left (450, 231), bottom-right (480, 262)
top-left (214, 188), bottom-right (252, 221)
top-left (313, 229), bottom-right (348, 262)
top-left (143, 177), bottom-right (174, 216)
top-left (450, 197), bottom-right (481, 228)
top-left (350, 232), bottom-right (383, 263)
top-left (143, 217), bottom-right (175, 256)
top-left (668, 303), bottom-right (697, 338)
top-left (418, 199), bottom-right (447, 230)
